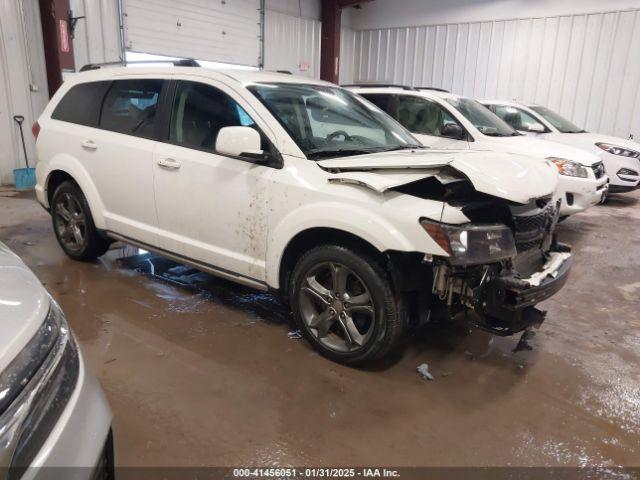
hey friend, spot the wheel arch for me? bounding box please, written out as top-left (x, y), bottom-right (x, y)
top-left (43, 159), bottom-right (106, 229)
top-left (276, 227), bottom-right (386, 297)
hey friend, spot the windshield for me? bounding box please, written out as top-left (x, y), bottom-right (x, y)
top-left (248, 83), bottom-right (422, 159)
top-left (529, 106), bottom-right (585, 133)
top-left (445, 97), bottom-right (518, 137)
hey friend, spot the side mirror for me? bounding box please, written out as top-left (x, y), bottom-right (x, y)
top-left (216, 126), bottom-right (265, 159)
top-left (527, 123), bottom-right (545, 133)
top-left (440, 123), bottom-right (465, 140)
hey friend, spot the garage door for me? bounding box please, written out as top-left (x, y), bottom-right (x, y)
top-left (124, 0), bottom-right (261, 67)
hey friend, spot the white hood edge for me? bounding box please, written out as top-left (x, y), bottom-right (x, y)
top-left (320, 149), bottom-right (558, 204)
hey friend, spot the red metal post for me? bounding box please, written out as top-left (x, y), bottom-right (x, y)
top-left (39, 0), bottom-right (75, 96)
top-left (320, 0), bottom-right (341, 84)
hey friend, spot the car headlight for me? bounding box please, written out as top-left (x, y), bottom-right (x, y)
top-left (0, 301), bottom-right (64, 416)
top-left (0, 298), bottom-right (78, 476)
top-left (547, 157), bottom-right (589, 178)
top-left (596, 143), bottom-right (640, 158)
top-left (420, 219), bottom-right (516, 265)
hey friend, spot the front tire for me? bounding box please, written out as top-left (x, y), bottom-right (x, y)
top-left (51, 181), bottom-right (111, 261)
top-left (290, 244), bottom-right (405, 366)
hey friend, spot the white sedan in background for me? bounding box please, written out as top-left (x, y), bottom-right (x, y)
top-left (348, 86), bottom-right (609, 217)
top-left (482, 100), bottom-right (640, 194)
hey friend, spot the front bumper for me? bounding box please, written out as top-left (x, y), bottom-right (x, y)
top-left (557, 174), bottom-right (608, 216)
top-left (480, 252), bottom-right (573, 334)
top-left (22, 348), bottom-right (112, 480)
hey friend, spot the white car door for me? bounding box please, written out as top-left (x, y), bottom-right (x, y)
top-left (152, 79), bottom-right (276, 283)
top-left (78, 78), bottom-right (165, 245)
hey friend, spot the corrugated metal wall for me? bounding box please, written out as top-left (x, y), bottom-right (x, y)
top-left (125, 0), bottom-right (262, 67)
top-left (263, 9), bottom-right (356, 83)
top-left (70, 0), bottom-right (122, 69)
top-left (264, 9), bottom-right (321, 77)
top-left (0, 0), bottom-right (49, 185)
top-left (353, 8), bottom-right (640, 139)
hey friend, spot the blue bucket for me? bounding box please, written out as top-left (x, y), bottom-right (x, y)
top-left (14, 167), bottom-right (36, 190)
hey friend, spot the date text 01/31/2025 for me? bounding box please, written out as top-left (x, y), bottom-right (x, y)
top-left (233, 468), bottom-right (401, 478)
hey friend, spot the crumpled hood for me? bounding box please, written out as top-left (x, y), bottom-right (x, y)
top-left (482, 135), bottom-right (601, 166)
top-left (318, 149), bottom-right (558, 204)
top-left (0, 242), bottom-right (50, 372)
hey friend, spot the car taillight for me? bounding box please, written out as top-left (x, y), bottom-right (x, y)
top-left (32, 121), bottom-right (40, 140)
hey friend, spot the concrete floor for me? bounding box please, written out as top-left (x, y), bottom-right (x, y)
top-left (1, 189), bottom-right (639, 469)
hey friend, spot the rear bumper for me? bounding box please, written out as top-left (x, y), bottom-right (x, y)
top-left (34, 183), bottom-right (48, 209)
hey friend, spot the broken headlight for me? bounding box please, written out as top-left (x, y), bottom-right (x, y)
top-left (547, 157), bottom-right (588, 178)
top-left (596, 143), bottom-right (640, 158)
top-left (420, 219), bottom-right (517, 265)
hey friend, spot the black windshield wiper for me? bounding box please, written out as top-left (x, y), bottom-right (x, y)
top-left (307, 145), bottom-right (423, 160)
top-left (307, 149), bottom-right (378, 160)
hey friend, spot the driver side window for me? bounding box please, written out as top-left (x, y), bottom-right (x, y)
top-left (493, 105), bottom-right (543, 132)
top-left (170, 81), bottom-right (264, 153)
top-left (395, 95), bottom-right (458, 137)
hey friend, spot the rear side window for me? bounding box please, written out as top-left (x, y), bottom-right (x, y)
top-left (51, 81), bottom-right (111, 126)
top-left (99, 79), bottom-right (164, 139)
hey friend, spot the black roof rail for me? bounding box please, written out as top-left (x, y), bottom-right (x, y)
top-left (79, 58), bottom-right (200, 72)
top-left (341, 83), bottom-right (417, 90)
top-left (275, 70), bottom-right (293, 74)
top-left (416, 86), bottom-right (450, 93)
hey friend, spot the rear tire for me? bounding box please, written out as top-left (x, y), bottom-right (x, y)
top-left (51, 181), bottom-right (111, 261)
top-left (289, 244), bottom-right (405, 366)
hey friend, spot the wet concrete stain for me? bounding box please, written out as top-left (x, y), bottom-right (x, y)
top-left (0, 190), bottom-right (639, 470)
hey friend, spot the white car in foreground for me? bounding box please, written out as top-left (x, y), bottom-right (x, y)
top-left (34, 65), bottom-right (572, 365)
top-left (0, 242), bottom-right (113, 479)
top-left (482, 100), bottom-right (640, 194)
top-left (348, 86), bottom-right (609, 217)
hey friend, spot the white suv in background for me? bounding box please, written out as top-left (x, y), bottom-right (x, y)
top-left (482, 100), bottom-right (640, 194)
top-left (34, 65), bottom-right (572, 365)
top-left (347, 86), bottom-right (609, 217)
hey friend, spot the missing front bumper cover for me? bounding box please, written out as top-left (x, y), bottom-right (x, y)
top-left (433, 249), bottom-right (573, 336)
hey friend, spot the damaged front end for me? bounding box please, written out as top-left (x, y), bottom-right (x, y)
top-left (415, 176), bottom-right (572, 336)
top-left (319, 150), bottom-right (571, 337)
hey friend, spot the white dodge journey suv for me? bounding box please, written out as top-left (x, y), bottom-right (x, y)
top-left (34, 65), bottom-right (572, 365)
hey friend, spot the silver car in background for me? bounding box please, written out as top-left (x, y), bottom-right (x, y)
top-left (0, 242), bottom-right (113, 480)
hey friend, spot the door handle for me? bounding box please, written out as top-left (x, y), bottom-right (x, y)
top-left (81, 139), bottom-right (97, 150)
top-left (157, 158), bottom-right (181, 170)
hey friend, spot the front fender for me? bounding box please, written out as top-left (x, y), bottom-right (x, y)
top-left (266, 201), bottom-right (445, 288)
top-left (38, 154), bottom-right (107, 230)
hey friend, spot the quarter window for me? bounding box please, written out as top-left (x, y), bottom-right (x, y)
top-left (169, 81), bottom-right (259, 152)
top-left (51, 81), bottom-right (111, 127)
top-left (99, 79), bottom-right (164, 139)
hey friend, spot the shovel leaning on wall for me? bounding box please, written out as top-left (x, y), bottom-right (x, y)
top-left (13, 115), bottom-right (36, 190)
